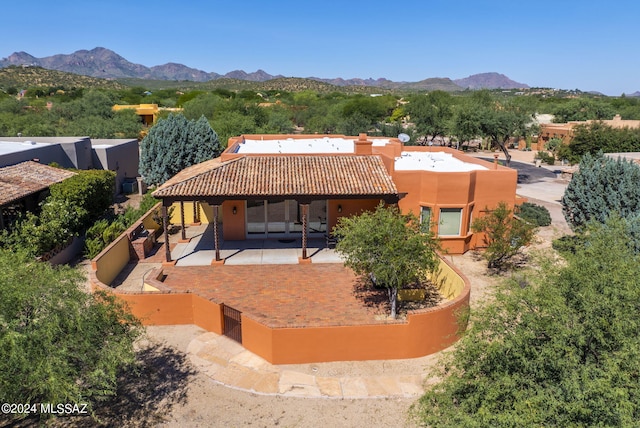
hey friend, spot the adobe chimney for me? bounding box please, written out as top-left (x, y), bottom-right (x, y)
top-left (354, 133), bottom-right (373, 155)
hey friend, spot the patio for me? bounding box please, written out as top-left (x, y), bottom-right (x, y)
top-left (168, 223), bottom-right (343, 266)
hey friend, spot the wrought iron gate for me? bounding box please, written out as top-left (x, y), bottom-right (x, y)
top-left (222, 304), bottom-right (242, 344)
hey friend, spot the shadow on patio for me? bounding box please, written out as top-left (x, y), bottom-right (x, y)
top-left (169, 223), bottom-right (344, 266)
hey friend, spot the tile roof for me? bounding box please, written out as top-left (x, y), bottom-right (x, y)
top-left (153, 155), bottom-right (398, 199)
top-left (0, 161), bottom-right (76, 206)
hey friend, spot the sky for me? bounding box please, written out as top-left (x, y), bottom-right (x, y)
top-left (2, 0), bottom-right (638, 96)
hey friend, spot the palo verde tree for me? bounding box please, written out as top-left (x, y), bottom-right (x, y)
top-left (562, 152), bottom-right (640, 231)
top-left (416, 217), bottom-right (640, 427)
top-left (0, 249), bottom-right (142, 420)
top-left (471, 201), bottom-right (536, 271)
top-left (456, 91), bottom-right (535, 166)
top-left (405, 90), bottom-right (454, 144)
top-left (139, 113), bottom-right (221, 186)
top-left (332, 203), bottom-right (440, 319)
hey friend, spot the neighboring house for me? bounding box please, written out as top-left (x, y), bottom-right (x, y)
top-left (112, 103), bottom-right (183, 126)
top-left (152, 133), bottom-right (519, 259)
top-left (537, 114), bottom-right (640, 149)
top-left (0, 137), bottom-right (139, 194)
top-left (0, 161), bottom-right (75, 229)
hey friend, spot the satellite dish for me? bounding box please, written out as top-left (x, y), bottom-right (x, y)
top-left (398, 133), bottom-right (410, 143)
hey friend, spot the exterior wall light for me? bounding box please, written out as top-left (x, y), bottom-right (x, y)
top-left (337, 204), bottom-right (342, 213)
top-left (232, 206), bottom-right (237, 215)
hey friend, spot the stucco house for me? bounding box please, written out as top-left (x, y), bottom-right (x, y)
top-left (537, 114), bottom-right (640, 149)
top-left (152, 133), bottom-right (520, 262)
top-left (0, 136), bottom-right (140, 194)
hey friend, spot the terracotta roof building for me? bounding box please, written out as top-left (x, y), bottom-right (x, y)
top-left (152, 133), bottom-right (519, 263)
top-left (0, 161), bottom-right (75, 229)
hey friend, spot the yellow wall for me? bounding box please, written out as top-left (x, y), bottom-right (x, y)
top-left (92, 235), bottom-right (131, 286)
top-left (430, 256), bottom-right (468, 300)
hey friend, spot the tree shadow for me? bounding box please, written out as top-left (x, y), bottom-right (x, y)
top-left (27, 341), bottom-right (197, 427)
top-left (352, 276), bottom-right (388, 314)
top-left (351, 275), bottom-right (443, 318)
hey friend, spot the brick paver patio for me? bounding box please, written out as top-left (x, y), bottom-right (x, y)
top-left (161, 264), bottom-right (401, 328)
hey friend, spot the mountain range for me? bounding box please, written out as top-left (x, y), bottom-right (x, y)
top-left (0, 47), bottom-right (530, 91)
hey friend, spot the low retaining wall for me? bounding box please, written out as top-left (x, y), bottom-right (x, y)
top-left (90, 252), bottom-right (470, 364)
top-left (91, 203), bottom-right (161, 286)
top-left (241, 256), bottom-right (470, 364)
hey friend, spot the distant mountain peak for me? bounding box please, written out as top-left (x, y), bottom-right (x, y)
top-left (0, 47), bottom-right (532, 91)
top-left (454, 72), bottom-right (529, 90)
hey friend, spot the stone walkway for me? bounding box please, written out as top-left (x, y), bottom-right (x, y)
top-left (184, 327), bottom-right (435, 399)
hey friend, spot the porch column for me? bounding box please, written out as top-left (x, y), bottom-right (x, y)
top-left (180, 201), bottom-right (186, 241)
top-left (301, 203), bottom-right (309, 259)
top-left (162, 205), bottom-right (172, 263)
top-left (213, 205), bottom-right (221, 262)
top-left (193, 201), bottom-right (199, 224)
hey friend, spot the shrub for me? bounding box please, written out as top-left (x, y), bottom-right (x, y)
top-left (471, 202), bottom-right (536, 270)
top-left (562, 153), bottom-right (640, 231)
top-left (49, 169), bottom-right (115, 231)
top-left (516, 202), bottom-right (552, 227)
top-left (535, 151), bottom-right (555, 165)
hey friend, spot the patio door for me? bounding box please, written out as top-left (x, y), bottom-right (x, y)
top-left (246, 200), bottom-right (326, 238)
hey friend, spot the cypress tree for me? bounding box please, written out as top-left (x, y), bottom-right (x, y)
top-left (562, 152), bottom-right (640, 230)
top-left (139, 114), bottom-right (222, 186)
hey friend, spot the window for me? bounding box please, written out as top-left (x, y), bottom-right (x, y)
top-left (420, 206), bottom-right (431, 225)
top-left (439, 208), bottom-right (462, 236)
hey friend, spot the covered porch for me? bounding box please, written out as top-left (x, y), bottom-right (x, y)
top-left (168, 223), bottom-right (343, 266)
top-left (152, 155), bottom-right (400, 265)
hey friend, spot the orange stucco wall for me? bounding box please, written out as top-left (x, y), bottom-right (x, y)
top-left (327, 199), bottom-right (381, 233)
top-left (91, 245), bottom-right (470, 364)
top-left (222, 201), bottom-right (245, 240)
top-left (119, 293), bottom-right (195, 325)
top-left (240, 256), bottom-right (470, 364)
top-left (193, 294), bottom-right (223, 333)
top-left (382, 146), bottom-right (517, 254)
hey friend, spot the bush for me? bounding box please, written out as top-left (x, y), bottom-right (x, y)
top-left (516, 202), bottom-right (552, 227)
top-left (535, 151), bottom-right (555, 165)
top-left (84, 193), bottom-right (161, 259)
top-left (49, 169), bottom-right (115, 231)
top-left (471, 202), bottom-right (536, 271)
top-left (562, 153), bottom-right (640, 231)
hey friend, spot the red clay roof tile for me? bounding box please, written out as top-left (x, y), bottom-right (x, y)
top-left (153, 155), bottom-right (397, 199)
top-left (0, 161), bottom-right (76, 206)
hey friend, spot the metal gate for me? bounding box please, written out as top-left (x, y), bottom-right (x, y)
top-left (222, 304), bottom-right (242, 344)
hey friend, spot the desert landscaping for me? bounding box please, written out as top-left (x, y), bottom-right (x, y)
top-left (73, 151), bottom-right (571, 428)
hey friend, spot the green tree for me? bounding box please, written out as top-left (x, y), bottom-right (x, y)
top-left (454, 91), bottom-right (534, 166)
top-left (406, 91), bottom-right (453, 144)
top-left (0, 250), bottom-right (142, 419)
top-left (139, 113), bottom-right (221, 186)
top-left (332, 203), bottom-right (440, 319)
top-left (416, 217), bottom-right (640, 427)
top-left (551, 98), bottom-right (616, 122)
top-left (570, 122), bottom-right (640, 157)
top-left (471, 202), bottom-right (536, 270)
top-left (561, 152), bottom-right (640, 231)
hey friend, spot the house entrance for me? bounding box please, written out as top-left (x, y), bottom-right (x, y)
top-left (246, 200), bottom-right (327, 238)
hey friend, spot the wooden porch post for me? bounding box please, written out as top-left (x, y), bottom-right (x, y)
top-left (193, 201), bottom-right (199, 224)
top-left (180, 201), bottom-right (186, 241)
top-left (301, 203), bottom-right (308, 259)
top-left (162, 205), bottom-right (172, 263)
top-left (213, 205), bottom-right (221, 262)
